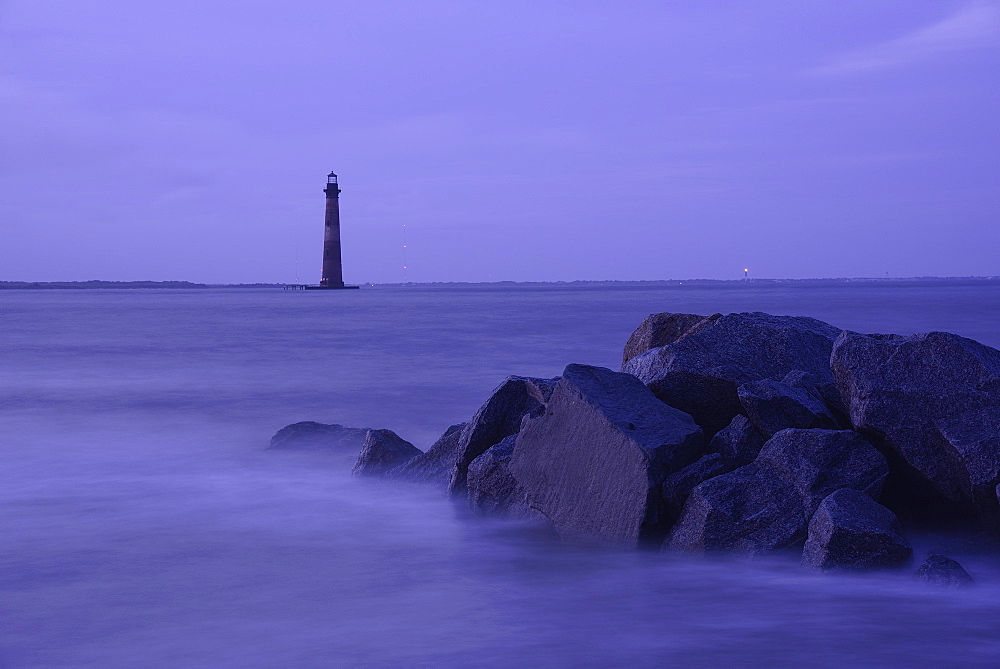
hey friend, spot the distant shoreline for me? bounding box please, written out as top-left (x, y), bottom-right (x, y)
top-left (2, 277), bottom-right (999, 290)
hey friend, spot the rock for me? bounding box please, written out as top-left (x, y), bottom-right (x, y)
top-left (915, 554), bottom-right (974, 587)
top-left (624, 312), bottom-right (842, 436)
top-left (831, 331), bottom-right (1000, 524)
top-left (802, 488), bottom-right (912, 571)
top-left (509, 364), bottom-right (703, 547)
top-left (737, 377), bottom-right (839, 439)
top-left (622, 312), bottom-right (719, 367)
top-left (667, 429), bottom-right (888, 556)
top-left (707, 414), bottom-right (765, 466)
top-left (447, 376), bottom-right (558, 497)
top-left (353, 429), bottom-right (422, 477)
top-left (386, 423), bottom-right (466, 488)
top-left (661, 453), bottom-right (738, 526)
top-left (467, 435), bottom-right (542, 520)
top-left (267, 421), bottom-right (370, 451)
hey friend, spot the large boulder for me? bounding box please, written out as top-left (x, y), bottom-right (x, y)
top-left (667, 429), bottom-right (888, 556)
top-left (802, 488), bottom-right (912, 571)
top-left (707, 414), bottom-right (765, 466)
top-left (267, 421), bottom-right (370, 452)
top-left (831, 331), bottom-right (1000, 525)
top-left (737, 377), bottom-right (839, 439)
top-left (509, 364), bottom-right (703, 547)
top-left (622, 312), bottom-right (719, 366)
top-left (623, 312), bottom-right (842, 436)
top-left (386, 423), bottom-right (466, 488)
top-left (467, 435), bottom-right (541, 520)
top-left (915, 554), bottom-right (974, 587)
top-left (447, 376), bottom-right (558, 496)
top-left (353, 429), bottom-right (422, 477)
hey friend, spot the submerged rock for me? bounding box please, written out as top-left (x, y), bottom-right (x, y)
top-left (447, 376), bottom-right (558, 497)
top-left (509, 364), bottom-right (703, 547)
top-left (267, 421), bottom-right (370, 452)
top-left (624, 312), bottom-right (842, 436)
top-left (802, 488), bottom-right (911, 571)
top-left (831, 331), bottom-right (1000, 525)
top-left (353, 429), bottom-right (422, 477)
top-left (915, 554), bottom-right (974, 587)
top-left (667, 429), bottom-right (888, 556)
top-left (387, 423), bottom-right (466, 489)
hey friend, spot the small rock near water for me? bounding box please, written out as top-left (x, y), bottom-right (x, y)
top-left (267, 421), bottom-right (370, 451)
top-left (386, 423), bottom-right (466, 488)
top-left (802, 488), bottom-right (912, 571)
top-left (353, 429), bottom-right (422, 477)
top-left (915, 554), bottom-right (974, 587)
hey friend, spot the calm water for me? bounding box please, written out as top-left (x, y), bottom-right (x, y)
top-left (2, 282), bottom-right (1000, 667)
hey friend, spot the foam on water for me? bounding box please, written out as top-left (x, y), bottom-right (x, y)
top-left (2, 283), bottom-right (1000, 666)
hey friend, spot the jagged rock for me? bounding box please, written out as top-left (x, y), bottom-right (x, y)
top-left (267, 421), bottom-right (370, 451)
top-left (447, 376), bottom-right (558, 496)
top-left (916, 554), bottom-right (974, 587)
top-left (661, 453), bottom-right (737, 526)
top-left (467, 435), bottom-right (541, 520)
top-left (831, 331), bottom-right (1000, 524)
top-left (353, 429), bottom-right (422, 477)
top-left (707, 414), bottom-right (765, 465)
top-left (621, 312), bottom-right (719, 366)
top-left (738, 377), bottom-right (839, 439)
top-left (509, 364), bottom-right (703, 547)
top-left (624, 312), bottom-right (842, 436)
top-left (667, 429), bottom-right (888, 556)
top-left (802, 488), bottom-right (912, 571)
top-left (386, 423), bottom-right (466, 488)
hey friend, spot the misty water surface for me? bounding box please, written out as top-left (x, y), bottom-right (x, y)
top-left (2, 282), bottom-right (1000, 667)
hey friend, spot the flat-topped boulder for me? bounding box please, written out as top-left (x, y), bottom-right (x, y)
top-left (623, 312), bottom-right (842, 436)
top-left (447, 376), bottom-right (558, 497)
top-left (667, 429), bottom-right (888, 556)
top-left (353, 429), bottom-right (422, 477)
top-left (510, 364), bottom-right (703, 547)
top-left (831, 331), bottom-right (1000, 525)
top-left (802, 488), bottom-right (911, 571)
top-left (267, 421), bottom-right (370, 452)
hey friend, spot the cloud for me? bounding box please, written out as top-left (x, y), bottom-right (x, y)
top-left (816, 1), bottom-right (1000, 74)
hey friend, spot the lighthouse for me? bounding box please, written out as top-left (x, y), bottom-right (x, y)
top-left (309, 171), bottom-right (358, 290)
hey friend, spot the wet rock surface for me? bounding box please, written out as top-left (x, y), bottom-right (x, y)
top-left (467, 435), bottom-right (541, 520)
top-left (667, 429), bottom-right (888, 556)
top-left (267, 421), bottom-right (371, 452)
top-left (623, 312), bottom-right (842, 436)
top-left (509, 363), bottom-right (703, 547)
top-left (387, 423), bottom-right (466, 488)
top-left (353, 429), bottom-right (422, 477)
top-left (831, 331), bottom-right (1000, 526)
top-left (802, 488), bottom-right (912, 571)
top-left (916, 554), bottom-right (974, 587)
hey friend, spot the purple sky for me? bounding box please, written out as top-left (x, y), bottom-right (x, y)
top-left (1, 1), bottom-right (998, 283)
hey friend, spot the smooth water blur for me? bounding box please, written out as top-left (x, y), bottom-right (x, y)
top-left (2, 282), bottom-right (1000, 667)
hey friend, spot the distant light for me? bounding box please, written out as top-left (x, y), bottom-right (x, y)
top-left (744, 268), bottom-right (749, 272)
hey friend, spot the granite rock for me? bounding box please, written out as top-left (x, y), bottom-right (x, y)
top-left (386, 423), bottom-right (466, 488)
top-left (509, 364), bottom-right (703, 547)
top-left (267, 421), bottom-right (370, 452)
top-left (707, 414), bottom-right (765, 466)
top-left (802, 488), bottom-right (912, 571)
top-left (353, 429), bottom-right (422, 477)
top-left (915, 554), bottom-right (974, 587)
top-left (622, 312), bottom-right (719, 367)
top-left (738, 377), bottom-right (839, 439)
top-left (624, 312), bottom-right (842, 436)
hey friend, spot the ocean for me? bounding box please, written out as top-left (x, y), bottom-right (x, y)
top-left (3, 282), bottom-right (1000, 667)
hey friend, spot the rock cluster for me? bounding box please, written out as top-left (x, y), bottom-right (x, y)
top-left (268, 311), bottom-right (1000, 582)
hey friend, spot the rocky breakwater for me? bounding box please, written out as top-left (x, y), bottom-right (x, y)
top-left (267, 311), bottom-right (1000, 582)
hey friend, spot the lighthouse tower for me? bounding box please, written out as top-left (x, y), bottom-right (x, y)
top-left (320, 172), bottom-right (345, 288)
